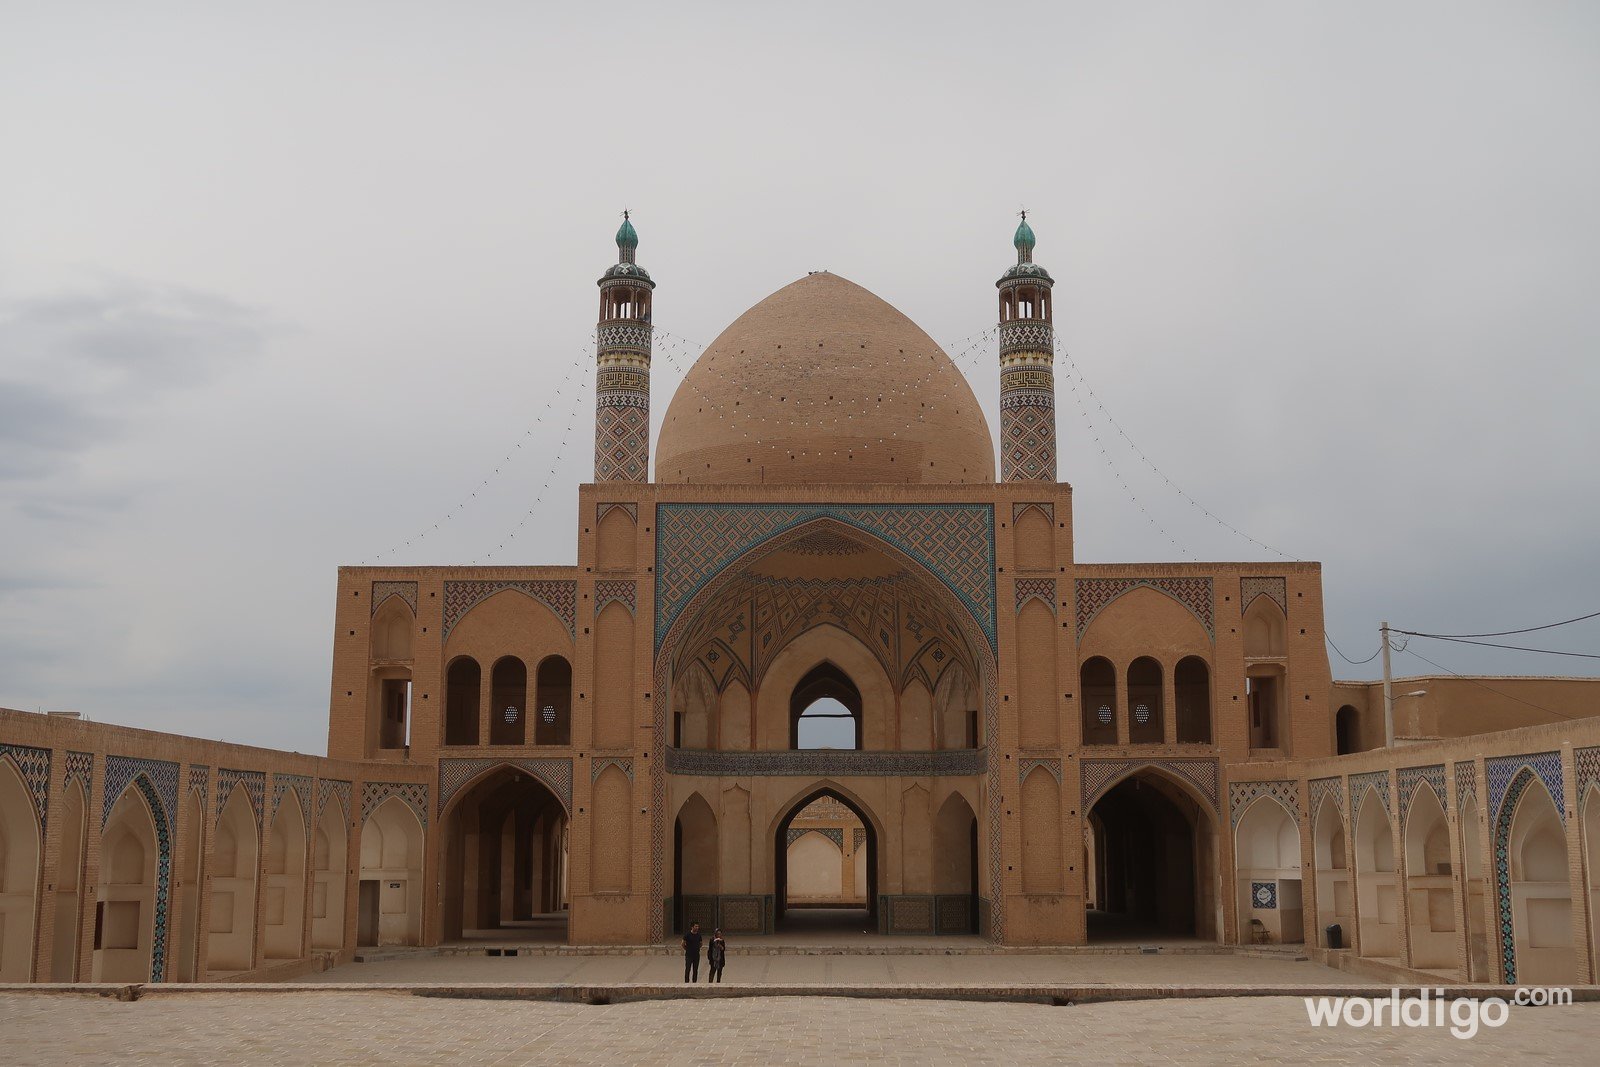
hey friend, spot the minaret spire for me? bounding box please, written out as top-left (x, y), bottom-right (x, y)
top-left (996, 213), bottom-right (1056, 481)
top-left (593, 212), bottom-right (656, 482)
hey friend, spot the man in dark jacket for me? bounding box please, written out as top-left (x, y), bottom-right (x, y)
top-left (681, 922), bottom-right (703, 983)
top-left (707, 929), bottom-right (727, 983)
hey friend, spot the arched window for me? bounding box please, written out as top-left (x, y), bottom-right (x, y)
top-left (490, 656), bottom-right (527, 746)
top-left (790, 663), bottom-right (862, 750)
top-left (1080, 657), bottom-right (1117, 745)
top-left (534, 655), bottom-right (572, 746)
top-left (1174, 657), bottom-right (1211, 743)
top-left (1335, 705), bottom-right (1359, 755)
top-left (444, 657), bottom-right (481, 746)
top-left (1127, 657), bottom-right (1163, 743)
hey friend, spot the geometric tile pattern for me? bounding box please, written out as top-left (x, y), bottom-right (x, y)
top-left (437, 758), bottom-right (573, 815)
top-left (1577, 747), bottom-right (1600, 806)
top-left (371, 580), bottom-right (418, 616)
top-left (442, 579), bottom-right (577, 640)
top-left (1014, 578), bottom-right (1055, 614)
top-left (594, 397), bottom-right (650, 484)
top-left (1349, 770), bottom-right (1391, 817)
top-left (1487, 751), bottom-right (1563, 820)
top-left (1076, 577), bottom-right (1214, 639)
top-left (655, 503), bottom-right (997, 652)
top-left (786, 826), bottom-right (844, 848)
top-left (1228, 779), bottom-right (1300, 827)
top-left (1398, 764), bottom-right (1446, 822)
top-left (215, 768), bottom-right (265, 829)
top-left (1308, 776), bottom-right (1345, 821)
top-left (592, 756), bottom-right (634, 782)
top-left (1081, 758), bottom-right (1220, 814)
top-left (1492, 765), bottom-right (1546, 985)
top-left (1018, 757), bottom-right (1061, 785)
top-left (1250, 881), bottom-right (1278, 910)
top-left (361, 781), bottom-right (430, 829)
top-left (1455, 760), bottom-right (1478, 814)
top-left (1240, 576), bottom-right (1288, 615)
top-left (596, 501), bottom-right (638, 524)
top-left (1000, 366), bottom-right (1056, 482)
top-left (1011, 502), bottom-right (1054, 523)
top-left (187, 764), bottom-right (210, 799)
top-left (129, 773), bottom-right (173, 984)
top-left (317, 778), bottom-right (352, 822)
top-left (103, 756), bottom-right (178, 831)
top-left (64, 750), bottom-right (94, 794)
top-left (0, 743), bottom-right (51, 835)
top-left (271, 774), bottom-right (313, 829)
top-left (594, 579), bottom-right (636, 616)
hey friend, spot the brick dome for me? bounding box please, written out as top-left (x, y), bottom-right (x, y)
top-left (655, 273), bottom-right (995, 484)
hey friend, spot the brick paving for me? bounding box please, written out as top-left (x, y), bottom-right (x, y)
top-left (1, 991), bottom-right (1593, 1065)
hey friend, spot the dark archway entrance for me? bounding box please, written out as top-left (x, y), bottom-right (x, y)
top-left (774, 787), bottom-right (878, 933)
top-left (1086, 773), bottom-right (1215, 942)
top-left (442, 766), bottom-right (568, 943)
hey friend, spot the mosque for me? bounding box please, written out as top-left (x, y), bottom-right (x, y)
top-left (2, 217), bottom-right (1599, 988)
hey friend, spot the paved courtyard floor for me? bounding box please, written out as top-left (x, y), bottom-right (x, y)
top-left (300, 947), bottom-right (1366, 986)
top-left (1, 991), bottom-right (1592, 1065)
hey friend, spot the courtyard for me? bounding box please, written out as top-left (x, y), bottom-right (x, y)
top-left (1, 989), bottom-right (1592, 1065)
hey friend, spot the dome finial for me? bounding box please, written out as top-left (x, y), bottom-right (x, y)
top-left (616, 209), bottom-right (639, 263)
top-left (1013, 209), bottom-right (1036, 263)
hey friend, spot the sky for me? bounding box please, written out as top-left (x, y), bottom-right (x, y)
top-left (2, 1), bottom-right (1597, 755)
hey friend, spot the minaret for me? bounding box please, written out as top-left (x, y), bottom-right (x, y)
top-left (996, 213), bottom-right (1057, 482)
top-left (594, 212), bottom-right (656, 482)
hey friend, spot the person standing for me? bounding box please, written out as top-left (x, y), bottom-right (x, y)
top-left (707, 929), bottom-right (727, 983)
top-left (681, 921), bottom-right (703, 983)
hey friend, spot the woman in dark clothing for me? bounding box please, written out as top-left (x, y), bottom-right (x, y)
top-left (707, 929), bottom-right (727, 983)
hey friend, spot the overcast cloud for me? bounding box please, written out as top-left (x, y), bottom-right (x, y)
top-left (2, 1), bottom-right (1596, 753)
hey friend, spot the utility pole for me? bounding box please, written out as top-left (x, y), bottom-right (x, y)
top-left (1381, 620), bottom-right (1395, 747)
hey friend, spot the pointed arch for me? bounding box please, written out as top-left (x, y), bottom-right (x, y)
top-left (591, 764), bottom-right (633, 893)
top-left (1234, 795), bottom-right (1303, 945)
top-left (1311, 792), bottom-right (1351, 947)
top-left (0, 755), bottom-right (41, 981)
top-left (370, 596), bottom-right (415, 661)
top-left (1402, 781), bottom-right (1456, 970)
top-left (310, 795), bottom-right (348, 951)
top-left (1243, 596), bottom-right (1286, 658)
top-left (1496, 770), bottom-right (1575, 983)
top-left (263, 790), bottom-right (308, 960)
top-left (49, 778), bottom-right (90, 981)
top-left (93, 779), bottom-right (165, 982)
top-left (770, 782), bottom-right (881, 927)
top-left (207, 783), bottom-right (259, 974)
top-left (359, 796), bottom-right (424, 947)
top-left (1353, 785), bottom-right (1398, 959)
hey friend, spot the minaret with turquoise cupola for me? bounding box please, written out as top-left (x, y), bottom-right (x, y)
top-left (594, 211), bottom-right (656, 482)
top-left (996, 212), bottom-right (1057, 482)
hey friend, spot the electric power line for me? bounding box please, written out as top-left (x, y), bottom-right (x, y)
top-left (1393, 610), bottom-right (1600, 640)
top-left (1401, 634), bottom-right (1600, 660)
top-left (1326, 635), bottom-right (1382, 666)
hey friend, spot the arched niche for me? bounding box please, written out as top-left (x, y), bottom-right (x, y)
top-left (757, 625), bottom-right (892, 751)
top-left (1080, 656), bottom-right (1117, 745)
top-left (534, 655), bottom-right (573, 746)
top-left (1243, 597), bottom-right (1286, 658)
top-left (1504, 777), bottom-right (1575, 984)
top-left (444, 656), bottom-right (482, 746)
top-left (359, 797), bottom-right (424, 947)
top-left (673, 792), bottom-right (719, 935)
top-left (1311, 795), bottom-right (1350, 947)
top-left (49, 780), bottom-right (88, 981)
top-left (0, 757), bottom-right (40, 982)
top-left (93, 784), bottom-right (158, 982)
top-left (311, 798), bottom-right (348, 950)
top-left (1402, 784), bottom-right (1456, 971)
top-left (263, 792), bottom-right (308, 961)
top-left (370, 600), bottom-right (414, 662)
top-left (1353, 789), bottom-right (1398, 959)
top-left (1335, 705), bottom-right (1360, 755)
top-left (791, 661), bottom-right (863, 750)
top-left (1174, 656), bottom-right (1212, 744)
top-left (207, 786), bottom-right (259, 975)
top-left (1234, 798), bottom-right (1303, 944)
top-left (1126, 656), bottom-right (1163, 744)
top-left (490, 655), bottom-right (528, 746)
